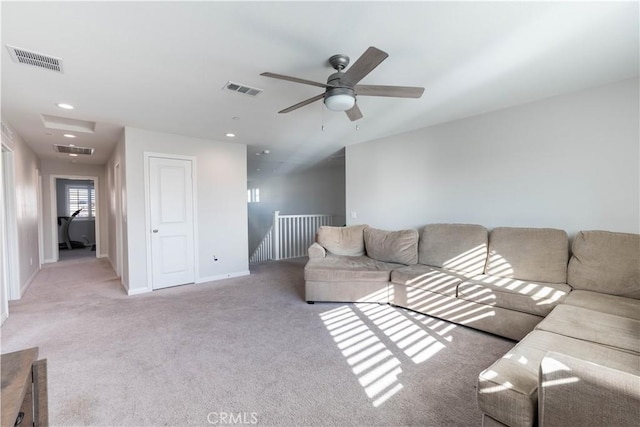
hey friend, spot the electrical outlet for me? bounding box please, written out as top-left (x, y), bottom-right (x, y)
top-left (30, 257), bottom-right (33, 266)
top-left (351, 211), bottom-right (357, 219)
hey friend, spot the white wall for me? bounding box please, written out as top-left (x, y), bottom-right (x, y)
top-left (105, 132), bottom-right (127, 285)
top-left (1, 121), bottom-right (41, 301)
top-left (40, 160), bottom-right (107, 262)
top-left (346, 78), bottom-right (639, 236)
top-left (123, 127), bottom-right (248, 294)
top-left (247, 163), bottom-right (346, 255)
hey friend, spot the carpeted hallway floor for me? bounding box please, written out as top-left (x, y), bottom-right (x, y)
top-left (1, 258), bottom-right (514, 426)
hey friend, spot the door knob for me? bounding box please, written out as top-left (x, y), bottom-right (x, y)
top-left (152, 229), bottom-right (158, 233)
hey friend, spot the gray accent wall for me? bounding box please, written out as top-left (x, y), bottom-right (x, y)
top-left (346, 78), bottom-right (639, 236)
top-left (247, 163), bottom-right (346, 256)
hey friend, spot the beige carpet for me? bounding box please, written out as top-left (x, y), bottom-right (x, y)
top-left (1, 258), bottom-right (514, 426)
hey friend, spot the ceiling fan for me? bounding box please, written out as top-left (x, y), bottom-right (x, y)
top-left (261, 46), bottom-right (425, 121)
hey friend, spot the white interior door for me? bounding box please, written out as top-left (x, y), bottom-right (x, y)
top-left (149, 156), bottom-right (195, 289)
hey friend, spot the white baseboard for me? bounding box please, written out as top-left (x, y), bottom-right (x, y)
top-left (1, 310), bottom-right (8, 326)
top-left (196, 270), bottom-right (250, 284)
top-left (44, 258), bottom-right (57, 264)
top-left (97, 253), bottom-right (108, 259)
top-left (124, 270), bottom-right (251, 295)
top-left (127, 287), bottom-right (151, 296)
top-left (20, 266), bottom-right (41, 297)
top-left (119, 265), bottom-right (151, 296)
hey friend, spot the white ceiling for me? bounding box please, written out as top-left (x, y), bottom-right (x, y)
top-left (2, 1), bottom-right (638, 179)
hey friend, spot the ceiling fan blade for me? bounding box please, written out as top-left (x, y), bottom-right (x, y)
top-left (261, 72), bottom-right (330, 89)
top-left (356, 85), bottom-right (425, 98)
top-left (278, 93), bottom-right (325, 114)
top-left (345, 104), bottom-right (363, 122)
top-left (341, 46), bottom-right (389, 87)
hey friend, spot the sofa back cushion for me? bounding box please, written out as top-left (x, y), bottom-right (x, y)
top-left (567, 230), bottom-right (640, 298)
top-left (364, 227), bottom-right (419, 265)
top-left (485, 227), bottom-right (569, 283)
top-left (418, 223), bottom-right (488, 274)
top-left (317, 224), bottom-right (368, 256)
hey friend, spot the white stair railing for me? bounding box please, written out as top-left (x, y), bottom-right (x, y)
top-left (249, 225), bottom-right (273, 264)
top-left (273, 211), bottom-right (333, 260)
top-left (249, 211), bottom-right (333, 264)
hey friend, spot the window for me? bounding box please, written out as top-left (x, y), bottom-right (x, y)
top-left (67, 185), bottom-right (95, 218)
top-left (248, 188), bottom-right (260, 203)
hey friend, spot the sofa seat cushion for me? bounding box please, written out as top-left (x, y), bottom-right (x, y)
top-left (390, 264), bottom-right (469, 297)
top-left (457, 275), bottom-right (571, 317)
top-left (478, 330), bottom-right (640, 427)
top-left (485, 227), bottom-right (569, 283)
top-left (535, 304), bottom-right (640, 354)
top-left (562, 290), bottom-right (640, 320)
top-left (304, 254), bottom-right (400, 282)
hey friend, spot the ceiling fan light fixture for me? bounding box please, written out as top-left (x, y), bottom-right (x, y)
top-left (324, 88), bottom-right (355, 112)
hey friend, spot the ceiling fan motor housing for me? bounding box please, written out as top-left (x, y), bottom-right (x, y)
top-left (325, 71), bottom-right (356, 111)
top-left (327, 72), bottom-right (346, 87)
top-left (325, 86), bottom-right (355, 99)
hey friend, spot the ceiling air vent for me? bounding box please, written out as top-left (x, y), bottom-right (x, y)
top-left (6, 45), bottom-right (64, 73)
top-left (54, 145), bottom-right (94, 156)
top-left (223, 81), bottom-right (262, 97)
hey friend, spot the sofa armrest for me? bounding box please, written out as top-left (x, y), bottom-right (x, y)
top-left (308, 242), bottom-right (326, 259)
top-left (539, 351), bottom-right (640, 427)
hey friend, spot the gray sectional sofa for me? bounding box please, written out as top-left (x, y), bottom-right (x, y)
top-left (304, 224), bottom-right (639, 427)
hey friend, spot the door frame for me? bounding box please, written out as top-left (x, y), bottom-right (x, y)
top-left (37, 171), bottom-right (44, 269)
top-left (1, 143), bottom-right (20, 301)
top-left (143, 152), bottom-right (198, 291)
top-left (50, 174), bottom-right (101, 262)
top-left (114, 162), bottom-right (124, 278)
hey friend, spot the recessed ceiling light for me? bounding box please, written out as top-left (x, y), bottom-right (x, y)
top-left (226, 133), bottom-right (236, 138)
top-left (63, 134), bottom-right (76, 138)
top-left (69, 153), bottom-right (78, 157)
top-left (69, 144), bottom-right (76, 147)
top-left (57, 103), bottom-right (74, 110)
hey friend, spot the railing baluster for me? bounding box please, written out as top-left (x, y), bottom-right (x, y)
top-left (250, 213), bottom-right (335, 263)
top-left (294, 217), bottom-right (298, 257)
top-left (297, 217), bottom-right (301, 257)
